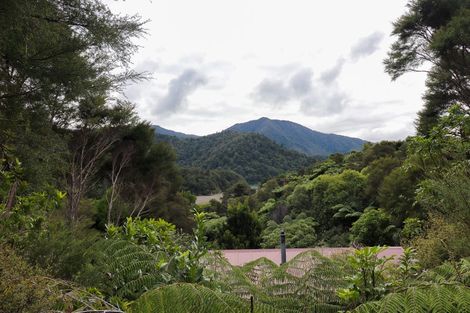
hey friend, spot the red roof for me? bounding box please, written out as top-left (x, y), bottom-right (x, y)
top-left (221, 247), bottom-right (404, 266)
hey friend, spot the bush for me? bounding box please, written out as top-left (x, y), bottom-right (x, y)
top-left (350, 208), bottom-right (397, 246)
top-left (0, 245), bottom-right (60, 312)
top-left (412, 215), bottom-right (470, 268)
top-left (401, 217), bottom-right (424, 244)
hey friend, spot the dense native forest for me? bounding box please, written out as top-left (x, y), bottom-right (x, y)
top-left (0, 0), bottom-right (469, 312)
top-left (157, 131), bottom-right (317, 185)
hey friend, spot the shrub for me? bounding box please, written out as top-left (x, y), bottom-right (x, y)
top-left (0, 245), bottom-right (60, 313)
top-left (350, 208), bottom-right (397, 245)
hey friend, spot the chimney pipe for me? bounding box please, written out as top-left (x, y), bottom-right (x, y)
top-left (280, 230), bottom-right (286, 264)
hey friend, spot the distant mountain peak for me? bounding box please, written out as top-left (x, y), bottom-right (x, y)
top-left (154, 118), bottom-right (366, 156)
top-left (227, 118), bottom-right (366, 156)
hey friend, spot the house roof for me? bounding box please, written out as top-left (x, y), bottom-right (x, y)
top-left (221, 247), bottom-right (404, 266)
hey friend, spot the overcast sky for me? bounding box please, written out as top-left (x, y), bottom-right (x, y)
top-left (105, 0), bottom-right (426, 142)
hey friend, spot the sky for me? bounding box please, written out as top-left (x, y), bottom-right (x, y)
top-left (104, 0), bottom-right (427, 142)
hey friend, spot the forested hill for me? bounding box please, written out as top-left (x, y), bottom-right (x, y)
top-left (228, 117), bottom-right (366, 156)
top-left (157, 131), bottom-right (318, 184)
top-left (152, 125), bottom-right (199, 139)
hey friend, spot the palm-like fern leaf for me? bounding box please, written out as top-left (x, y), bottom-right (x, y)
top-left (129, 283), bottom-right (286, 313)
top-left (202, 250), bottom-right (350, 312)
top-left (352, 284), bottom-right (470, 313)
top-left (84, 239), bottom-right (166, 299)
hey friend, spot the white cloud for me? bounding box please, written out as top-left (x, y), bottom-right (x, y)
top-left (350, 31), bottom-right (385, 61)
top-left (252, 66), bottom-right (349, 116)
top-left (320, 58), bottom-right (346, 84)
top-left (104, 0), bottom-right (426, 142)
top-left (153, 69), bottom-right (207, 117)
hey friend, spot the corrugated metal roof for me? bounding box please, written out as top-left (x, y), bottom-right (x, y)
top-left (221, 247), bottom-right (404, 266)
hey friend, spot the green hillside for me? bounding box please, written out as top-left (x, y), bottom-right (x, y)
top-left (157, 131), bottom-right (318, 184)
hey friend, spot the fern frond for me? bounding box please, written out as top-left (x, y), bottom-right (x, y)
top-left (352, 284), bottom-right (470, 313)
top-left (85, 239), bottom-right (165, 299)
top-left (129, 283), bottom-right (285, 313)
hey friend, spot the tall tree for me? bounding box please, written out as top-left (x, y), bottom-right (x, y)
top-left (385, 0), bottom-right (470, 135)
top-left (66, 97), bottom-right (137, 222)
top-left (0, 0), bottom-right (145, 187)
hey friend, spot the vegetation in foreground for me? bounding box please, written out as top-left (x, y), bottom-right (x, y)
top-left (0, 0), bottom-right (469, 312)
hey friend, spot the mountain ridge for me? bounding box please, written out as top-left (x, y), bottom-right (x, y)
top-left (227, 117), bottom-right (366, 156)
top-left (152, 125), bottom-right (199, 139)
top-left (154, 117), bottom-right (366, 156)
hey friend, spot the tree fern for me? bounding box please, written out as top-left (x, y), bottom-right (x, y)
top-left (421, 258), bottom-right (470, 286)
top-left (129, 283), bottom-right (287, 313)
top-left (352, 284), bottom-right (470, 313)
top-left (80, 239), bottom-right (166, 299)
top-left (82, 243), bottom-right (470, 313)
top-left (202, 250), bottom-right (349, 312)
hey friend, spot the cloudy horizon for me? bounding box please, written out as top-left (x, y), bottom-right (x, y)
top-left (105, 0), bottom-right (426, 142)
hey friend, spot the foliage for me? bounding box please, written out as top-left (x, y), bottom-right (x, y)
top-left (20, 219), bottom-right (100, 280)
top-left (401, 217), bottom-right (424, 244)
top-left (129, 283), bottom-right (284, 313)
top-left (350, 208), bottom-right (397, 246)
top-left (384, 0), bottom-right (470, 134)
top-left (0, 162), bottom-right (65, 246)
top-left (352, 284), bottom-right (470, 313)
top-left (0, 245), bottom-right (61, 313)
top-left (107, 217), bottom-right (179, 255)
top-left (157, 131), bottom-right (316, 184)
top-left (77, 239), bottom-right (167, 300)
top-left (0, 162), bottom-right (99, 280)
top-left (395, 247), bottom-right (421, 285)
top-left (407, 105), bottom-right (470, 267)
top-left (224, 180), bottom-right (254, 198)
top-left (421, 258), bottom-right (470, 286)
top-left (180, 167), bottom-right (246, 195)
top-left (412, 215), bottom-right (470, 268)
top-left (261, 214), bottom-right (318, 248)
top-left (126, 248), bottom-right (469, 313)
top-left (378, 166), bottom-right (422, 225)
top-left (0, 0), bottom-right (145, 188)
top-left (218, 202), bottom-right (262, 249)
top-left (81, 211), bottom-right (209, 300)
top-left (305, 169), bottom-right (368, 237)
top-left (362, 156), bottom-right (401, 203)
top-left (0, 244), bottom-right (123, 312)
top-left (203, 250), bottom-right (352, 312)
top-left (338, 247), bottom-right (393, 307)
top-left (235, 143), bottom-right (409, 247)
top-left (0, 1), bottom-right (469, 312)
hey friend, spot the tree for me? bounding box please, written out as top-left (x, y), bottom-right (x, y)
top-left (0, 0), bottom-right (145, 191)
top-left (219, 202), bottom-right (262, 248)
top-left (261, 214), bottom-right (318, 248)
top-left (407, 106), bottom-right (470, 266)
top-left (378, 166), bottom-right (422, 225)
top-left (308, 169), bottom-right (367, 234)
top-left (66, 99), bottom-right (137, 222)
top-left (349, 208), bottom-right (397, 246)
top-left (0, 0), bottom-right (144, 112)
top-left (384, 0), bottom-right (470, 134)
top-left (363, 157), bottom-right (401, 203)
